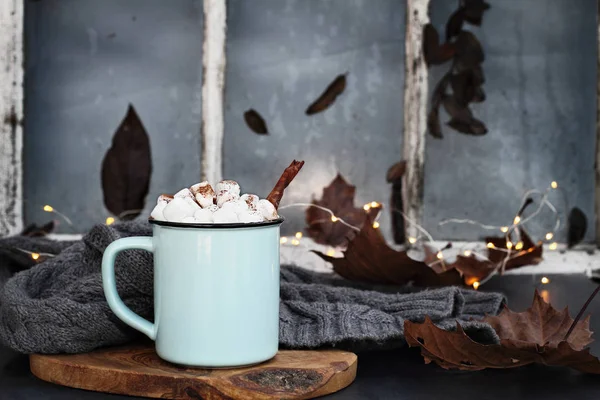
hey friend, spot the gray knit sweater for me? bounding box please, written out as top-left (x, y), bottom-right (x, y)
top-left (0, 222), bottom-right (504, 354)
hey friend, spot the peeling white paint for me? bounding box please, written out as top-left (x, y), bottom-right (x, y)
top-left (0, 0), bottom-right (23, 236)
top-left (402, 0), bottom-right (430, 240)
top-left (201, 0), bottom-right (227, 184)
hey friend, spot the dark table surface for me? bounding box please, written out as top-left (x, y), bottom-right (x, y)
top-left (3, 273), bottom-right (600, 399)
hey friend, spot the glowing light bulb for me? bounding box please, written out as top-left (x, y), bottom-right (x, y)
top-left (549, 242), bottom-right (558, 250)
top-left (326, 248), bottom-right (335, 257)
top-left (408, 237), bottom-right (417, 244)
top-left (31, 253), bottom-right (40, 260)
top-left (280, 237), bottom-right (288, 244)
top-left (551, 181), bottom-right (558, 189)
top-left (372, 221), bottom-right (380, 229)
top-left (515, 241), bottom-right (524, 250)
top-left (500, 226), bottom-right (509, 233)
top-left (291, 239), bottom-right (300, 246)
top-left (541, 277), bottom-right (550, 284)
top-left (331, 215), bottom-right (338, 222)
top-left (370, 201), bottom-right (379, 208)
top-left (545, 232), bottom-right (553, 240)
top-left (106, 217), bottom-right (115, 225)
top-left (295, 232), bottom-right (303, 239)
top-left (43, 205), bottom-right (54, 212)
top-left (506, 241), bottom-right (513, 249)
top-left (487, 242), bottom-right (495, 249)
top-left (464, 250), bottom-right (472, 257)
top-left (472, 281), bottom-right (480, 290)
top-left (363, 204), bottom-right (370, 211)
top-left (513, 216), bottom-right (521, 224)
top-left (436, 251), bottom-right (444, 260)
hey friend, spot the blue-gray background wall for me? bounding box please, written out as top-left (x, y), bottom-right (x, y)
top-left (424, 0), bottom-right (597, 242)
top-left (24, 0), bottom-right (597, 243)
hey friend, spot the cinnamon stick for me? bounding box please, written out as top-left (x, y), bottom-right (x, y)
top-left (266, 160), bottom-right (305, 209)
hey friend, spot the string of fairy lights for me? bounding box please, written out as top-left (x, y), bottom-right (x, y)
top-left (22, 181), bottom-right (565, 291)
top-left (279, 180), bottom-right (566, 289)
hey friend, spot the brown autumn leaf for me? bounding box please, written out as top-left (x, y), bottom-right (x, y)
top-left (428, 109), bottom-right (443, 139)
top-left (454, 31), bottom-right (484, 71)
top-left (313, 219), bottom-right (462, 287)
top-left (445, 8), bottom-right (465, 41)
top-left (101, 104), bottom-right (152, 220)
top-left (405, 290), bottom-right (600, 374)
top-left (462, 0), bottom-right (490, 26)
top-left (387, 162), bottom-right (406, 244)
top-left (423, 24), bottom-right (456, 66)
top-left (447, 117), bottom-right (487, 136)
top-left (20, 221), bottom-right (56, 237)
top-left (424, 227), bottom-right (542, 285)
top-left (568, 207), bottom-right (587, 248)
top-left (305, 74), bottom-right (347, 115)
top-left (266, 160), bottom-right (305, 210)
top-left (472, 86), bottom-right (485, 102)
top-left (386, 161), bottom-right (406, 183)
top-left (243, 109), bottom-right (268, 134)
top-left (485, 228), bottom-right (543, 270)
top-left (305, 174), bottom-right (368, 247)
top-left (442, 95), bottom-right (472, 122)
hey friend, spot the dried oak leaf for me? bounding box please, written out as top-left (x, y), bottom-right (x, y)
top-left (568, 207), bottom-right (587, 248)
top-left (423, 24), bottom-right (456, 66)
top-left (305, 174), bottom-right (367, 247)
top-left (101, 104), bottom-right (152, 220)
top-left (305, 74), bottom-right (347, 115)
top-left (313, 219), bottom-right (462, 287)
top-left (243, 109), bottom-right (268, 134)
top-left (405, 290), bottom-right (600, 373)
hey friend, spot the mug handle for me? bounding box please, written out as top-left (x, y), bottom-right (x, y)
top-left (102, 236), bottom-right (156, 340)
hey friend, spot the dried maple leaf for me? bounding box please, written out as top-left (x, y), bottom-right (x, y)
top-left (305, 174), bottom-right (368, 247)
top-left (424, 228), bottom-right (541, 286)
top-left (405, 290), bottom-right (600, 374)
top-left (313, 219), bottom-right (462, 287)
top-left (485, 228), bottom-right (543, 270)
top-left (484, 290), bottom-right (592, 350)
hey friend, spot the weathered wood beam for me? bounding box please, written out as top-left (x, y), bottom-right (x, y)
top-left (201, 0), bottom-right (227, 184)
top-left (402, 0), bottom-right (430, 241)
top-left (0, 0), bottom-right (23, 236)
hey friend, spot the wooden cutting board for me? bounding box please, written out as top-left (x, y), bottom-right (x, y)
top-left (30, 343), bottom-right (357, 399)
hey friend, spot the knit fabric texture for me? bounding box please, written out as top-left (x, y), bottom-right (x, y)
top-left (0, 221), bottom-right (505, 354)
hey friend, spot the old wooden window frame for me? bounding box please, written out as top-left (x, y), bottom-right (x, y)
top-left (1, 0), bottom-right (598, 265)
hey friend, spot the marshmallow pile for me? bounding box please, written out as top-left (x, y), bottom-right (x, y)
top-left (150, 180), bottom-right (279, 224)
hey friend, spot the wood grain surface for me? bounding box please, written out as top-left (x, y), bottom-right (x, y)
top-left (30, 343), bottom-right (357, 399)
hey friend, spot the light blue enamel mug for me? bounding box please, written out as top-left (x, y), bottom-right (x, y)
top-left (102, 218), bottom-right (283, 368)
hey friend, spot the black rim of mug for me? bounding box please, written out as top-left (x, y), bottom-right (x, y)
top-left (148, 217), bottom-right (284, 229)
